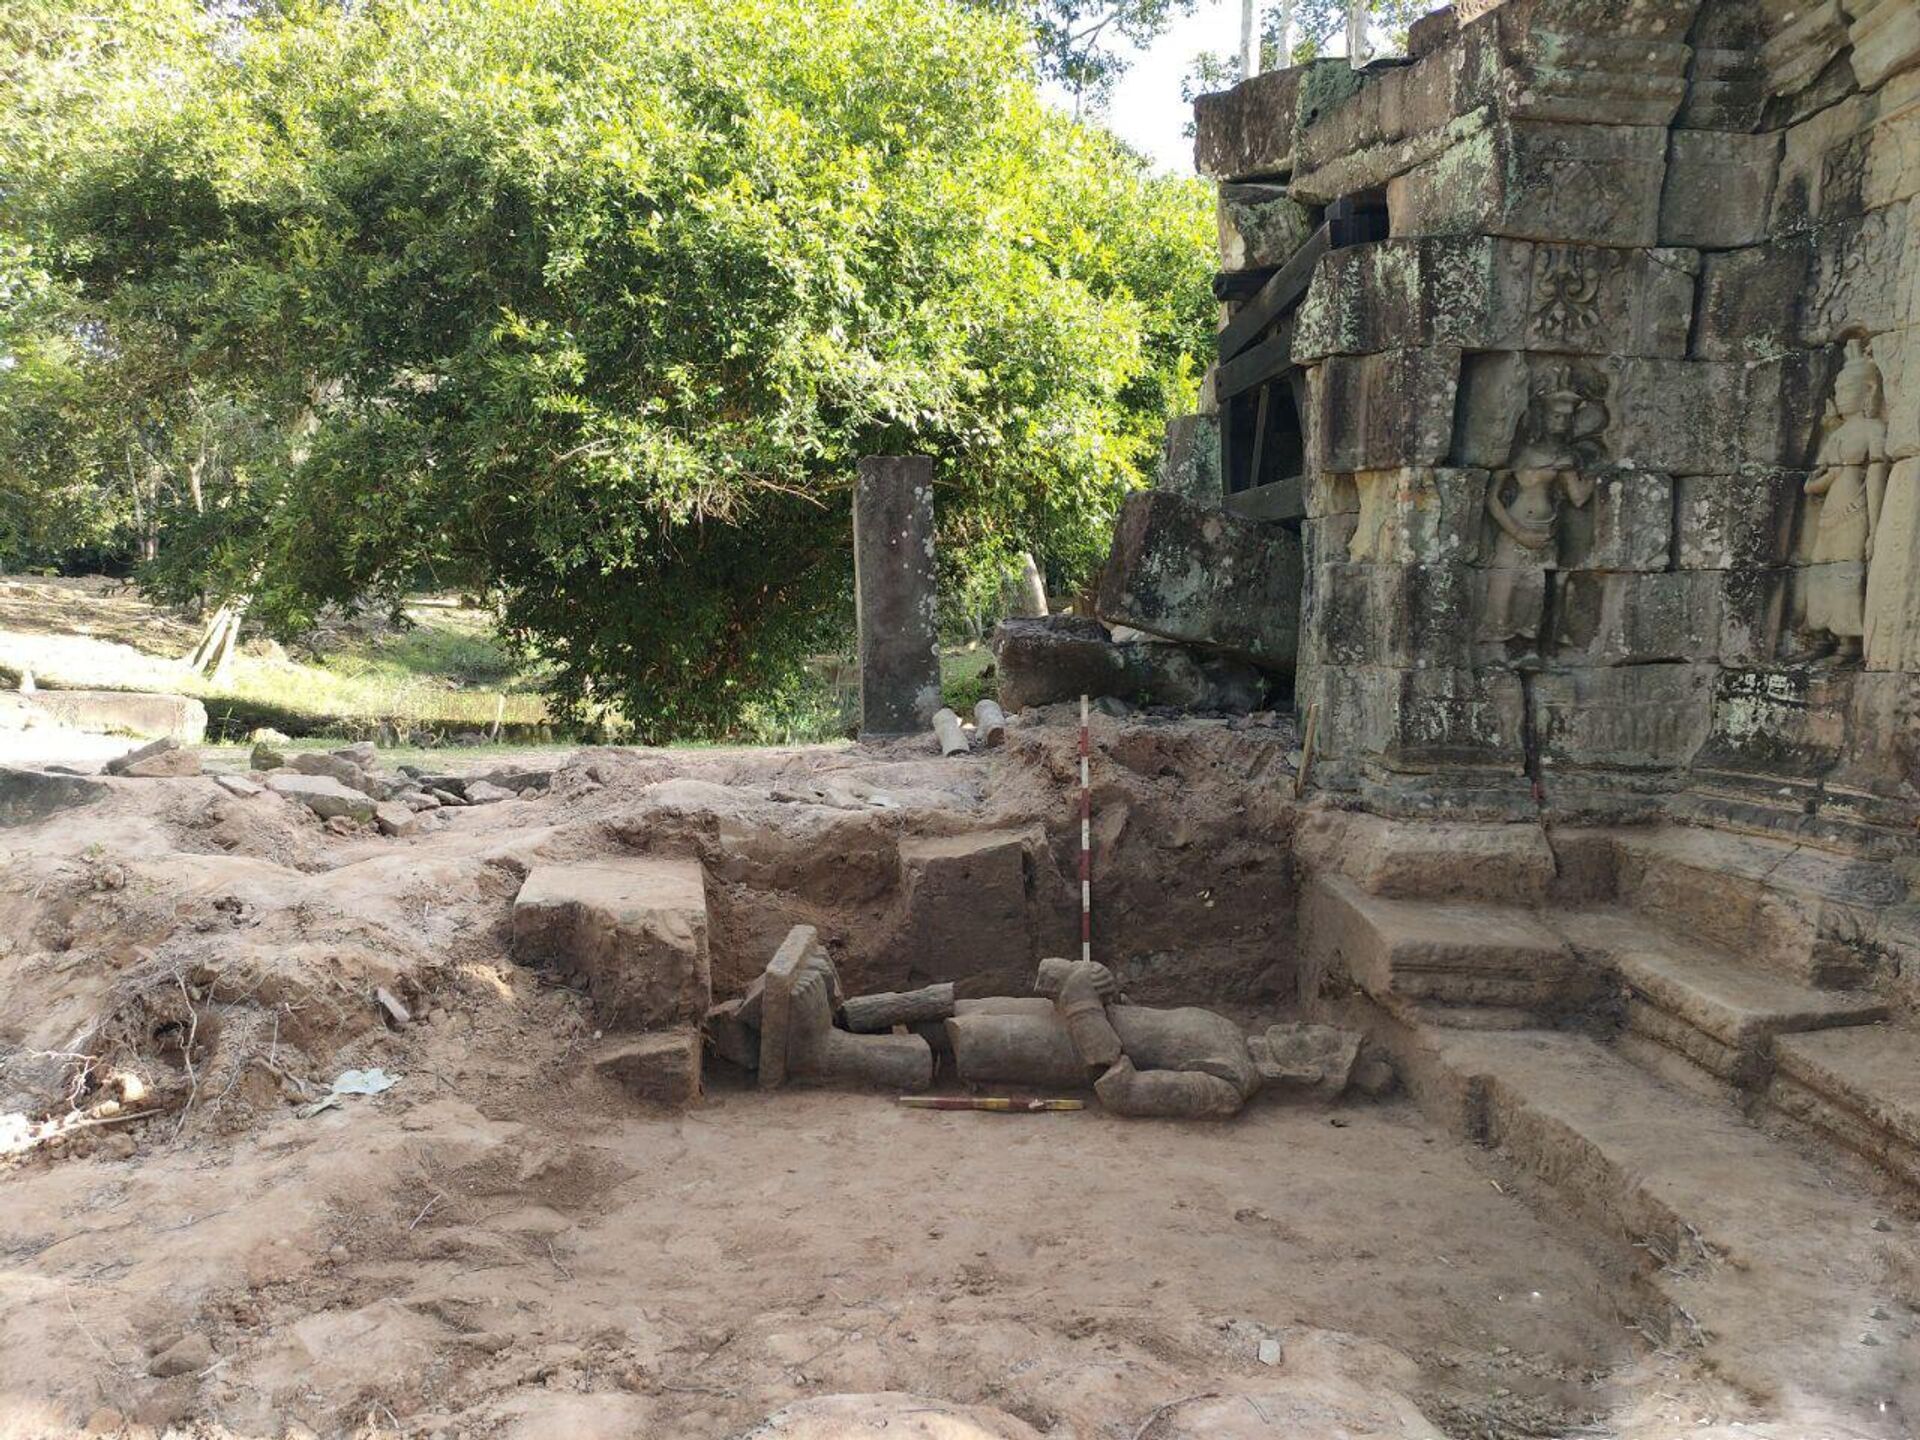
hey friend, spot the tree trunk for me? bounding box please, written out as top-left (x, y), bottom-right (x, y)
top-left (184, 593), bottom-right (250, 685)
top-left (1240, 0), bottom-right (1258, 78)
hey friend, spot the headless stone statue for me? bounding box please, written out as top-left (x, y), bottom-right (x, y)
top-left (1480, 367), bottom-right (1603, 654)
top-left (1794, 339), bottom-right (1890, 667)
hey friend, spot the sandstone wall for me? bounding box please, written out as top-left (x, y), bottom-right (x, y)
top-left (1181, 0), bottom-right (1920, 845)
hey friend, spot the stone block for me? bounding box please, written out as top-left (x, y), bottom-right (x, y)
top-left (1659, 130), bottom-right (1782, 248)
top-left (1304, 561), bottom-right (1478, 669)
top-left (898, 828), bottom-right (1041, 995)
top-left (989, 615), bottom-right (1264, 712)
top-left (1559, 469), bottom-right (1673, 572)
top-left (1760, 0), bottom-right (1851, 99)
top-left (1695, 667), bottom-right (1852, 782)
top-left (26, 690), bottom-right (207, 743)
top-left (106, 736), bottom-right (201, 778)
top-left (1216, 185), bottom-right (1314, 272)
top-left (593, 1030), bottom-right (701, 1106)
top-left (1305, 348), bottom-right (1459, 474)
top-left (1096, 490), bottom-right (1302, 670)
top-left (1553, 570), bottom-right (1725, 664)
top-left (511, 859), bottom-right (711, 1031)
top-left (0, 767), bottom-right (108, 828)
top-left (1675, 471), bottom-right (1801, 571)
top-left (265, 771), bottom-right (375, 822)
top-left (1193, 60), bottom-right (1358, 180)
top-left (1844, 0), bottom-right (1920, 89)
top-left (1865, 456), bottom-right (1920, 668)
top-left (1345, 467), bottom-right (1488, 567)
top-left (1387, 119), bottom-right (1669, 248)
top-left (1495, 3), bottom-right (1693, 127)
top-left (1293, 237), bottom-right (1694, 363)
top-left (1676, 2), bottom-right (1771, 130)
top-left (1833, 669), bottom-right (1920, 797)
top-left (853, 455), bottom-right (940, 736)
top-left (1292, 40), bottom-right (1484, 184)
top-left (1306, 662), bottom-right (1526, 770)
top-left (1864, 68), bottom-right (1920, 212)
top-left (1532, 663), bottom-right (1716, 770)
top-left (1155, 414), bottom-right (1223, 504)
top-left (1772, 92), bottom-right (1878, 233)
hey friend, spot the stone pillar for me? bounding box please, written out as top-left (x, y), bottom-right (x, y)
top-left (854, 455), bottom-right (941, 736)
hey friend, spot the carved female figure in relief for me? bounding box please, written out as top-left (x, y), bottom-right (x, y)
top-left (1480, 366), bottom-right (1603, 654)
top-left (1796, 338), bottom-right (1889, 667)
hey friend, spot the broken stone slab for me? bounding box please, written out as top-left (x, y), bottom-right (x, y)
top-left (290, 751), bottom-right (369, 789)
top-left (1096, 491), bottom-right (1302, 672)
top-left (211, 773), bottom-right (261, 799)
top-left (331, 742), bottom-right (377, 767)
top-left (25, 689), bottom-right (208, 744)
top-left (0, 767), bottom-right (109, 828)
top-left (106, 737), bottom-right (202, 778)
top-left (511, 859), bottom-right (711, 1030)
top-left (1247, 1023), bottom-right (1363, 1095)
top-left (593, 1029), bottom-right (702, 1106)
top-left (758, 926), bottom-right (932, 1091)
top-left (266, 771), bottom-right (377, 822)
top-left (842, 983), bottom-right (956, 1033)
top-left (249, 740), bottom-right (286, 771)
top-left (463, 779), bottom-right (516, 804)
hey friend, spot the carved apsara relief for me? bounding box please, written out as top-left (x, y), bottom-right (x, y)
top-left (1479, 363), bottom-right (1611, 652)
top-left (1791, 337), bottom-right (1892, 666)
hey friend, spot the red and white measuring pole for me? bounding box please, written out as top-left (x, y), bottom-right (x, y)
top-left (1079, 693), bottom-right (1092, 965)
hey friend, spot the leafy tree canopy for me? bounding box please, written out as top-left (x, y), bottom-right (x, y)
top-left (2, 0), bottom-right (1215, 738)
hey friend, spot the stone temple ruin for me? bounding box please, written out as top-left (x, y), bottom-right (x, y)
top-left (6, 1), bottom-right (1920, 1434)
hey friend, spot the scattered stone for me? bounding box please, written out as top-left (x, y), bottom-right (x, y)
top-left (323, 815), bottom-right (359, 836)
top-left (1246, 1022), bottom-right (1363, 1095)
top-left (265, 771), bottom-right (377, 822)
top-left (147, 1333), bottom-right (212, 1378)
top-left (331, 741), bottom-right (377, 766)
top-left (106, 737), bottom-right (201, 778)
top-left (463, 780), bottom-right (515, 804)
top-left (83, 1407), bottom-right (124, 1436)
top-left (373, 986), bottom-right (412, 1028)
top-left (373, 800), bottom-right (423, 838)
top-left (932, 706), bottom-right (970, 756)
top-left (593, 1029), bottom-right (702, 1105)
top-left (290, 751), bottom-right (368, 788)
top-left (249, 740), bottom-right (287, 771)
top-left (25, 689), bottom-right (207, 743)
top-left (211, 773), bottom-right (261, 798)
top-left (400, 790), bottom-right (442, 812)
top-left (427, 787), bottom-right (466, 807)
top-left (1257, 1336), bottom-right (1283, 1366)
top-left (973, 698), bottom-right (1009, 746)
top-left (0, 767), bottom-right (109, 828)
top-left (250, 727), bottom-right (290, 744)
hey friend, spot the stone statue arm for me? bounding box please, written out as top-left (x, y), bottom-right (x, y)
top-left (1559, 468), bottom-right (1595, 509)
top-left (1805, 466), bottom-right (1836, 496)
top-left (1484, 474), bottom-right (1539, 549)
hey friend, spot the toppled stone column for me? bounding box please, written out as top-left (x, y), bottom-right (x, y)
top-left (853, 455), bottom-right (941, 736)
top-left (842, 982), bottom-right (956, 1033)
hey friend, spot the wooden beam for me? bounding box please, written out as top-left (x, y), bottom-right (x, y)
top-left (1215, 315), bottom-right (1295, 402)
top-left (1216, 223), bottom-right (1329, 361)
top-left (1246, 383), bottom-right (1273, 494)
top-left (1212, 266), bottom-right (1278, 303)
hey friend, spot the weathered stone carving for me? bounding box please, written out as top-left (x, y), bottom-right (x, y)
top-left (1479, 365), bottom-right (1607, 650)
top-left (1791, 339), bottom-right (1891, 667)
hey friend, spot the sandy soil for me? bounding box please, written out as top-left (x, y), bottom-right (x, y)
top-left (0, 719), bottom-right (1864, 1438)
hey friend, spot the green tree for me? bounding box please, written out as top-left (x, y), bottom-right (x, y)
top-left (3, 0), bottom-right (1216, 737)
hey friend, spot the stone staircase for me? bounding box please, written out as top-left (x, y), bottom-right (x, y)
top-left (1296, 812), bottom-right (1920, 1419)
